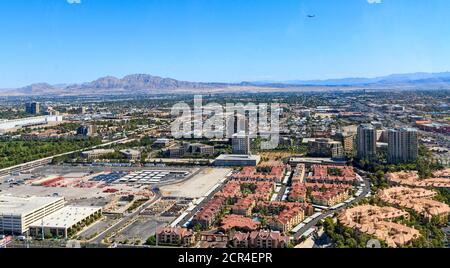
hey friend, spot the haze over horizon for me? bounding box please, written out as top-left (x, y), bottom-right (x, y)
top-left (4, 71), bottom-right (450, 90)
top-left (2, 0), bottom-right (450, 88)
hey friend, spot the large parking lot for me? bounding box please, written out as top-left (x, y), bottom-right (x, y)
top-left (90, 169), bottom-right (192, 185)
top-left (110, 216), bottom-right (173, 245)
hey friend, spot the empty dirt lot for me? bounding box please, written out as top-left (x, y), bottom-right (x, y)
top-left (159, 168), bottom-right (231, 199)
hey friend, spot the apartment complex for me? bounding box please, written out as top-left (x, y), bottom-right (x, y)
top-left (229, 165), bottom-right (286, 183)
top-left (305, 165), bottom-right (358, 186)
top-left (339, 205), bottom-right (421, 248)
top-left (192, 197), bottom-right (226, 229)
top-left (310, 189), bottom-right (350, 207)
top-left (220, 214), bottom-right (261, 232)
top-left (231, 230), bottom-right (290, 248)
top-left (378, 187), bottom-right (450, 223)
top-left (156, 227), bottom-right (195, 247)
top-left (386, 170), bottom-right (450, 188)
top-left (267, 206), bottom-right (305, 233)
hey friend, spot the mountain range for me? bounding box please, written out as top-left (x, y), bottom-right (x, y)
top-left (1, 72), bottom-right (450, 96)
top-left (272, 72), bottom-right (450, 86)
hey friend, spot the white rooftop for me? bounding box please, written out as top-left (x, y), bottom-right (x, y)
top-left (29, 206), bottom-right (101, 229)
top-left (215, 154), bottom-right (260, 161)
top-left (120, 149), bottom-right (141, 155)
top-left (0, 195), bottom-right (64, 216)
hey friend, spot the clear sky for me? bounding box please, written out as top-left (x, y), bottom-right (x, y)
top-left (1, 0), bottom-right (450, 87)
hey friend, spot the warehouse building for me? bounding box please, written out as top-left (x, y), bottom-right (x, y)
top-left (0, 195), bottom-right (65, 235)
top-left (29, 206), bottom-right (102, 239)
top-left (213, 154), bottom-right (261, 167)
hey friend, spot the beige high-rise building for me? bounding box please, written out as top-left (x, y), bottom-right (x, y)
top-left (388, 128), bottom-right (418, 164)
top-left (357, 124), bottom-right (377, 161)
top-left (334, 132), bottom-right (355, 154)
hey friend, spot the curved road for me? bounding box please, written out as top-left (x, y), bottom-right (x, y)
top-left (293, 170), bottom-right (371, 240)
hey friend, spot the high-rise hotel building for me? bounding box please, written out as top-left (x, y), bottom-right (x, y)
top-left (357, 124), bottom-right (377, 161)
top-left (387, 128), bottom-right (419, 164)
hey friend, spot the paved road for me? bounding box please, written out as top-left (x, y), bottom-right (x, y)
top-left (89, 190), bottom-right (162, 245)
top-left (0, 137), bottom-right (134, 177)
top-left (293, 171), bottom-right (371, 240)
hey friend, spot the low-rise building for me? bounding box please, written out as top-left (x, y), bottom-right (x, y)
top-left (305, 165), bottom-right (358, 185)
top-left (288, 182), bottom-right (307, 202)
top-left (231, 198), bottom-right (256, 217)
top-left (310, 189), bottom-right (349, 207)
top-left (386, 170), bottom-right (450, 188)
top-left (28, 206), bottom-right (102, 239)
top-left (378, 187), bottom-right (450, 223)
top-left (231, 230), bottom-right (290, 248)
top-left (152, 138), bottom-right (172, 149)
top-left (338, 205), bottom-right (421, 248)
top-left (81, 149), bottom-right (115, 160)
top-left (120, 149), bottom-right (141, 161)
top-left (165, 142), bottom-right (215, 158)
top-left (192, 197), bottom-right (226, 229)
top-left (268, 207), bottom-right (305, 233)
top-left (308, 138), bottom-right (344, 159)
top-left (229, 165), bottom-right (285, 183)
top-left (0, 195), bottom-right (65, 235)
top-left (213, 154), bottom-right (261, 167)
top-left (220, 214), bottom-right (261, 232)
top-left (156, 227), bottom-right (195, 247)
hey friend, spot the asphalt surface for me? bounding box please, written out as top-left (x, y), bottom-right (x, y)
top-left (293, 170), bottom-right (371, 240)
top-left (89, 190), bottom-right (162, 244)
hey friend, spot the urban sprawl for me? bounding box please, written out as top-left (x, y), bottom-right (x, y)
top-left (0, 91), bottom-right (449, 248)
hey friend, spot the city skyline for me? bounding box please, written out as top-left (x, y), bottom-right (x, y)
top-left (2, 0), bottom-right (450, 87)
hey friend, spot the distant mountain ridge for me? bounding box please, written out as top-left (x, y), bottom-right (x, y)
top-left (254, 72), bottom-right (450, 86)
top-left (66, 74), bottom-right (228, 91)
top-left (1, 72), bottom-right (450, 96)
top-left (3, 74), bottom-right (230, 96)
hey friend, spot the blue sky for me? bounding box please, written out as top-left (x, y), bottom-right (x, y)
top-left (1, 0), bottom-right (450, 87)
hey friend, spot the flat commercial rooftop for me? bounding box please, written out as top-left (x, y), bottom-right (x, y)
top-left (0, 195), bottom-right (64, 216)
top-left (160, 168), bottom-right (231, 199)
top-left (290, 157), bottom-right (347, 165)
top-left (215, 154), bottom-right (260, 161)
top-left (29, 206), bottom-right (102, 229)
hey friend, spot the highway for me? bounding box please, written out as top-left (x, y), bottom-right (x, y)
top-left (0, 137), bottom-right (135, 177)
